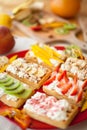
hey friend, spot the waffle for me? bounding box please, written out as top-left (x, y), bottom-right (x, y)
top-left (6, 58), bottom-right (52, 90)
top-left (60, 57), bottom-right (87, 81)
top-left (0, 73), bottom-right (33, 108)
top-left (23, 92), bottom-right (78, 129)
top-left (24, 44), bottom-right (65, 68)
top-left (43, 69), bottom-right (87, 106)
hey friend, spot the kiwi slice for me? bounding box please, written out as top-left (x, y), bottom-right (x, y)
top-left (5, 81), bottom-right (21, 90)
top-left (0, 84), bottom-right (5, 89)
top-left (55, 27), bottom-right (69, 35)
top-left (5, 85), bottom-right (24, 94)
top-left (0, 76), bottom-right (11, 83)
top-left (64, 23), bottom-right (76, 30)
top-left (2, 78), bottom-right (14, 86)
top-left (14, 89), bottom-right (32, 99)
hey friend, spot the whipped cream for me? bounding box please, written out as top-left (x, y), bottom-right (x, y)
top-left (24, 92), bottom-right (71, 121)
top-left (6, 58), bottom-right (48, 83)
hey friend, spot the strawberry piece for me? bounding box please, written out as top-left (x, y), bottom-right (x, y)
top-left (63, 71), bottom-right (69, 83)
top-left (57, 81), bottom-right (65, 88)
top-left (82, 79), bottom-right (87, 89)
top-left (74, 74), bottom-right (78, 84)
top-left (55, 46), bottom-right (65, 50)
top-left (43, 75), bottom-right (56, 86)
top-left (57, 70), bottom-right (66, 81)
top-left (70, 85), bottom-right (78, 96)
top-left (54, 66), bottom-right (60, 72)
top-left (61, 83), bottom-right (72, 94)
top-left (70, 74), bottom-right (78, 96)
top-left (31, 25), bottom-right (42, 31)
top-left (76, 89), bottom-right (83, 103)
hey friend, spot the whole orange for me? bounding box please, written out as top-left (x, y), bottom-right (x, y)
top-left (50, 0), bottom-right (81, 18)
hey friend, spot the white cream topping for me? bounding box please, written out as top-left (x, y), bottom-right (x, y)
top-left (61, 57), bottom-right (87, 80)
top-left (47, 80), bottom-right (62, 95)
top-left (0, 88), bottom-right (5, 97)
top-left (50, 59), bottom-right (60, 67)
top-left (6, 58), bottom-right (48, 83)
top-left (6, 94), bottom-right (18, 101)
top-left (0, 56), bottom-right (9, 67)
top-left (0, 73), bottom-right (7, 79)
top-left (47, 109), bottom-right (67, 120)
top-left (24, 92), bottom-right (71, 121)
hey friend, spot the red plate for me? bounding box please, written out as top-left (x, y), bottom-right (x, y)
top-left (5, 47), bottom-right (87, 129)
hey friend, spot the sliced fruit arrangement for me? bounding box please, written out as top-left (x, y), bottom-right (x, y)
top-left (0, 73), bottom-right (32, 98)
top-left (30, 21), bottom-right (65, 31)
top-left (0, 73), bottom-right (33, 108)
top-left (43, 67), bottom-right (87, 105)
top-left (25, 44), bottom-right (64, 67)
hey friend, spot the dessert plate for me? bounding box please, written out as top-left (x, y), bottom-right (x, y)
top-left (5, 47), bottom-right (87, 129)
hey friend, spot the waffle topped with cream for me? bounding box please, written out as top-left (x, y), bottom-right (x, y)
top-left (61, 57), bottom-right (87, 81)
top-left (24, 92), bottom-right (78, 129)
top-left (6, 58), bottom-right (52, 90)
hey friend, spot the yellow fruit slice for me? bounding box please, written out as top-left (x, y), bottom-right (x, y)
top-left (32, 45), bottom-right (50, 59)
top-left (43, 22), bottom-right (65, 28)
top-left (31, 45), bottom-right (63, 66)
top-left (9, 55), bottom-right (18, 63)
top-left (44, 45), bottom-right (53, 58)
top-left (0, 65), bottom-right (7, 73)
top-left (0, 14), bottom-right (12, 28)
top-left (81, 100), bottom-right (87, 112)
top-left (44, 45), bottom-right (63, 63)
top-left (32, 46), bottom-right (52, 66)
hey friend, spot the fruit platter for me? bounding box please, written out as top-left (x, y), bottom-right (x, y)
top-left (0, 43), bottom-right (87, 130)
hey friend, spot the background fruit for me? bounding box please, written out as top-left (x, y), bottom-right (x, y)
top-left (0, 14), bottom-right (12, 28)
top-left (50, 0), bottom-right (81, 18)
top-left (0, 26), bottom-right (15, 54)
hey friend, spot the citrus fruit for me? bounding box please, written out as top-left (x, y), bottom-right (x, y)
top-left (0, 14), bottom-right (12, 28)
top-left (50, 0), bottom-right (81, 18)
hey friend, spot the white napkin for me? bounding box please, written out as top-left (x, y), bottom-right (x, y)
top-left (0, 116), bottom-right (21, 130)
top-left (6, 36), bottom-right (37, 55)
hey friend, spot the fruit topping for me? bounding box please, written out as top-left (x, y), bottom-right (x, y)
top-left (31, 44), bottom-right (63, 66)
top-left (0, 26), bottom-right (15, 54)
top-left (0, 73), bottom-right (32, 99)
top-left (43, 68), bottom-right (87, 103)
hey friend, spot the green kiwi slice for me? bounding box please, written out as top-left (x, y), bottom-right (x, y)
top-left (5, 81), bottom-right (21, 90)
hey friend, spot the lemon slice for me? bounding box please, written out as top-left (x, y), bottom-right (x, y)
top-left (0, 14), bottom-right (12, 28)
